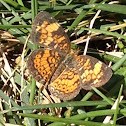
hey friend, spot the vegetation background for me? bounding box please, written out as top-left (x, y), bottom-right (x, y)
top-left (0, 0), bottom-right (126, 126)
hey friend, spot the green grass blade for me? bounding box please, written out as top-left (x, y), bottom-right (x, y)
top-left (3, 0), bottom-right (29, 11)
top-left (21, 87), bottom-right (36, 126)
top-left (18, 113), bottom-right (124, 126)
top-left (3, 101), bottom-right (110, 113)
top-left (92, 87), bottom-right (113, 105)
top-left (81, 28), bottom-right (126, 40)
top-left (112, 54), bottom-right (126, 71)
top-left (96, 4), bottom-right (126, 15)
top-left (0, 25), bottom-right (31, 29)
top-left (102, 54), bottom-right (126, 67)
top-left (0, 90), bottom-right (19, 107)
top-left (17, 0), bottom-right (24, 6)
top-left (68, 0), bottom-right (108, 31)
top-left (29, 0), bottom-right (39, 105)
top-left (113, 85), bottom-right (123, 126)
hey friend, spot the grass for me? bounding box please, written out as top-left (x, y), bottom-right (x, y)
top-left (0, 0), bottom-right (126, 126)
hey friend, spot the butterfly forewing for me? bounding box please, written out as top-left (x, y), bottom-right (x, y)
top-left (31, 11), bottom-right (71, 55)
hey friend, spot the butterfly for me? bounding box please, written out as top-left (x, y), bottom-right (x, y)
top-left (27, 11), bottom-right (112, 100)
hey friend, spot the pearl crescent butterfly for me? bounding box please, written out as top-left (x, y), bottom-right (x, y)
top-left (27, 11), bottom-right (112, 101)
